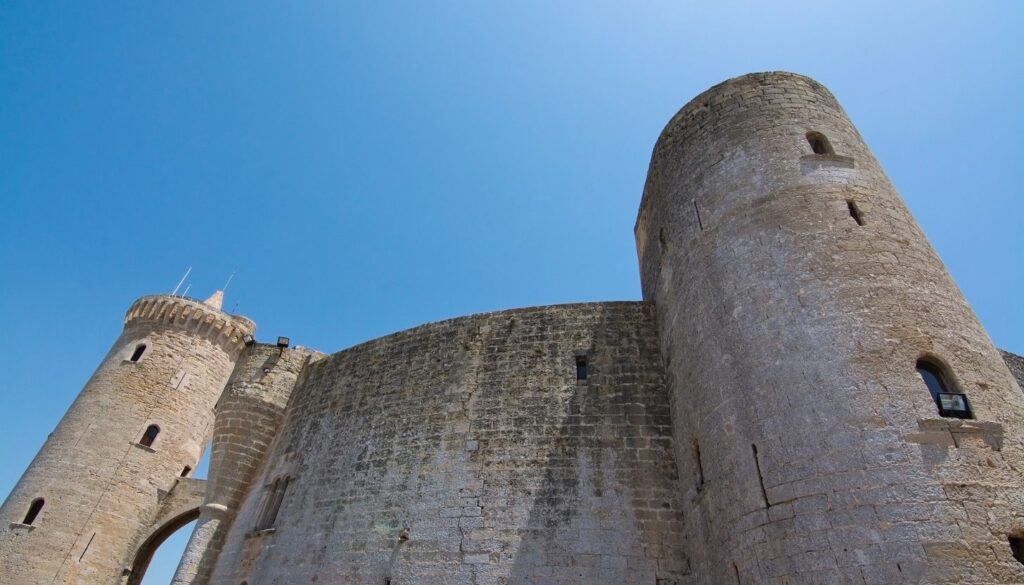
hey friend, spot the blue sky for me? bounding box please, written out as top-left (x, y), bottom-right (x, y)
top-left (1, 1), bottom-right (1021, 583)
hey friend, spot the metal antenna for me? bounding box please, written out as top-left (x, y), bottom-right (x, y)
top-left (223, 272), bottom-right (236, 293)
top-left (182, 283), bottom-right (192, 298)
top-left (231, 302), bottom-right (239, 314)
top-left (171, 267), bottom-right (192, 296)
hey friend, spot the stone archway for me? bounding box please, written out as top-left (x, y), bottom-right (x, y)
top-left (123, 477), bottom-right (207, 585)
top-left (125, 507), bottom-right (200, 585)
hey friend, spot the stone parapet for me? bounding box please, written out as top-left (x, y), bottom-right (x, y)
top-left (124, 295), bottom-right (256, 354)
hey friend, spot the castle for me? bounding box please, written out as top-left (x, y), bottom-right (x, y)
top-left (3, 72), bottom-right (1024, 585)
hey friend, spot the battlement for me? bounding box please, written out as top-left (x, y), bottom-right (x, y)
top-left (124, 295), bottom-right (256, 354)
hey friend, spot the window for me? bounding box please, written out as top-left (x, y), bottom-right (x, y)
top-left (846, 200), bottom-right (865, 226)
top-left (23, 498), bottom-right (44, 525)
top-left (916, 358), bottom-right (972, 419)
top-left (575, 356), bottom-right (588, 381)
top-left (1010, 535), bottom-right (1024, 566)
top-left (140, 425), bottom-right (160, 448)
top-left (806, 131), bottom-right (833, 155)
top-left (180, 466), bottom-right (192, 477)
top-left (255, 477), bottom-right (290, 531)
top-left (130, 344), bottom-right (147, 362)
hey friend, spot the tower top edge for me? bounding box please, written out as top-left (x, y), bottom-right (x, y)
top-left (634, 71), bottom-right (838, 234)
top-left (123, 294), bottom-right (256, 342)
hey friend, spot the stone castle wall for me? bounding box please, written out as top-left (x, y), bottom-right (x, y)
top-left (208, 302), bottom-right (689, 585)
top-left (636, 72), bottom-right (1024, 584)
top-left (0, 295), bottom-right (252, 585)
top-left (170, 343), bottom-right (323, 585)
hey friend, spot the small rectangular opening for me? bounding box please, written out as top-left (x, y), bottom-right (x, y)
top-left (181, 466), bottom-right (192, 477)
top-left (575, 356), bottom-right (588, 381)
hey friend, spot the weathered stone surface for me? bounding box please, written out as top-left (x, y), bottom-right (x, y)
top-left (208, 302), bottom-right (688, 585)
top-left (635, 71), bottom-right (1024, 584)
top-left (171, 343), bottom-right (323, 585)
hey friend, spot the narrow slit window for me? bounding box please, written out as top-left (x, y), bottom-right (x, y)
top-left (916, 359), bottom-right (972, 419)
top-left (181, 466), bottom-right (192, 477)
top-left (139, 424), bottom-right (160, 447)
top-left (130, 344), bottom-right (147, 362)
top-left (23, 498), bottom-right (44, 525)
top-left (575, 356), bottom-right (588, 381)
top-left (806, 131), bottom-right (833, 155)
top-left (255, 477), bottom-right (290, 531)
top-left (693, 438), bottom-right (705, 492)
top-left (847, 200), bottom-right (865, 226)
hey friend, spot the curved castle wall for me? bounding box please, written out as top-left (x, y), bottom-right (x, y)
top-left (208, 302), bottom-right (689, 585)
top-left (635, 72), bottom-right (1024, 583)
top-left (0, 295), bottom-right (253, 585)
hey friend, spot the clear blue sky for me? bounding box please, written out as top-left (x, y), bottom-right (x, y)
top-left (1, 2), bottom-right (1021, 583)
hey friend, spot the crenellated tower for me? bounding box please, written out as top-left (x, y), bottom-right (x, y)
top-left (0, 292), bottom-right (254, 585)
top-left (636, 72), bottom-right (1024, 583)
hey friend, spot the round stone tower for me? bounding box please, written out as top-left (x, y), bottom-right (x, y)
top-left (0, 293), bottom-right (254, 585)
top-left (168, 342), bottom-right (320, 585)
top-left (635, 72), bottom-right (1024, 583)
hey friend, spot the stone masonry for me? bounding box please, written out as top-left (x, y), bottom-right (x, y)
top-left (1, 72), bottom-right (1023, 585)
top-left (0, 293), bottom-right (253, 585)
top-left (636, 72), bottom-right (1024, 583)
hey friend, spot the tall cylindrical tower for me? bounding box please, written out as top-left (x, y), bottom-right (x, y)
top-left (168, 343), bottom-right (320, 585)
top-left (635, 72), bottom-right (1024, 583)
top-left (0, 293), bottom-right (254, 585)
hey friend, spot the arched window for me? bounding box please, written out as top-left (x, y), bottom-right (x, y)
top-left (806, 131), bottom-right (834, 155)
top-left (140, 425), bottom-right (160, 448)
top-left (23, 498), bottom-right (44, 525)
top-left (255, 477), bottom-right (290, 532)
top-left (1009, 534), bottom-right (1024, 566)
top-left (916, 358), bottom-right (972, 419)
top-left (130, 344), bottom-right (147, 362)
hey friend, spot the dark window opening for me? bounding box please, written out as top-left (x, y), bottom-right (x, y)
top-left (847, 200), bottom-right (865, 226)
top-left (180, 466), bottom-right (192, 477)
top-left (1010, 535), bottom-right (1024, 566)
top-left (140, 425), bottom-right (160, 448)
top-left (806, 131), bottom-right (834, 155)
top-left (23, 498), bottom-right (44, 525)
top-left (575, 356), bottom-right (588, 381)
top-left (255, 477), bottom-right (290, 531)
top-left (916, 359), bottom-right (973, 419)
top-left (130, 344), bottom-right (147, 362)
